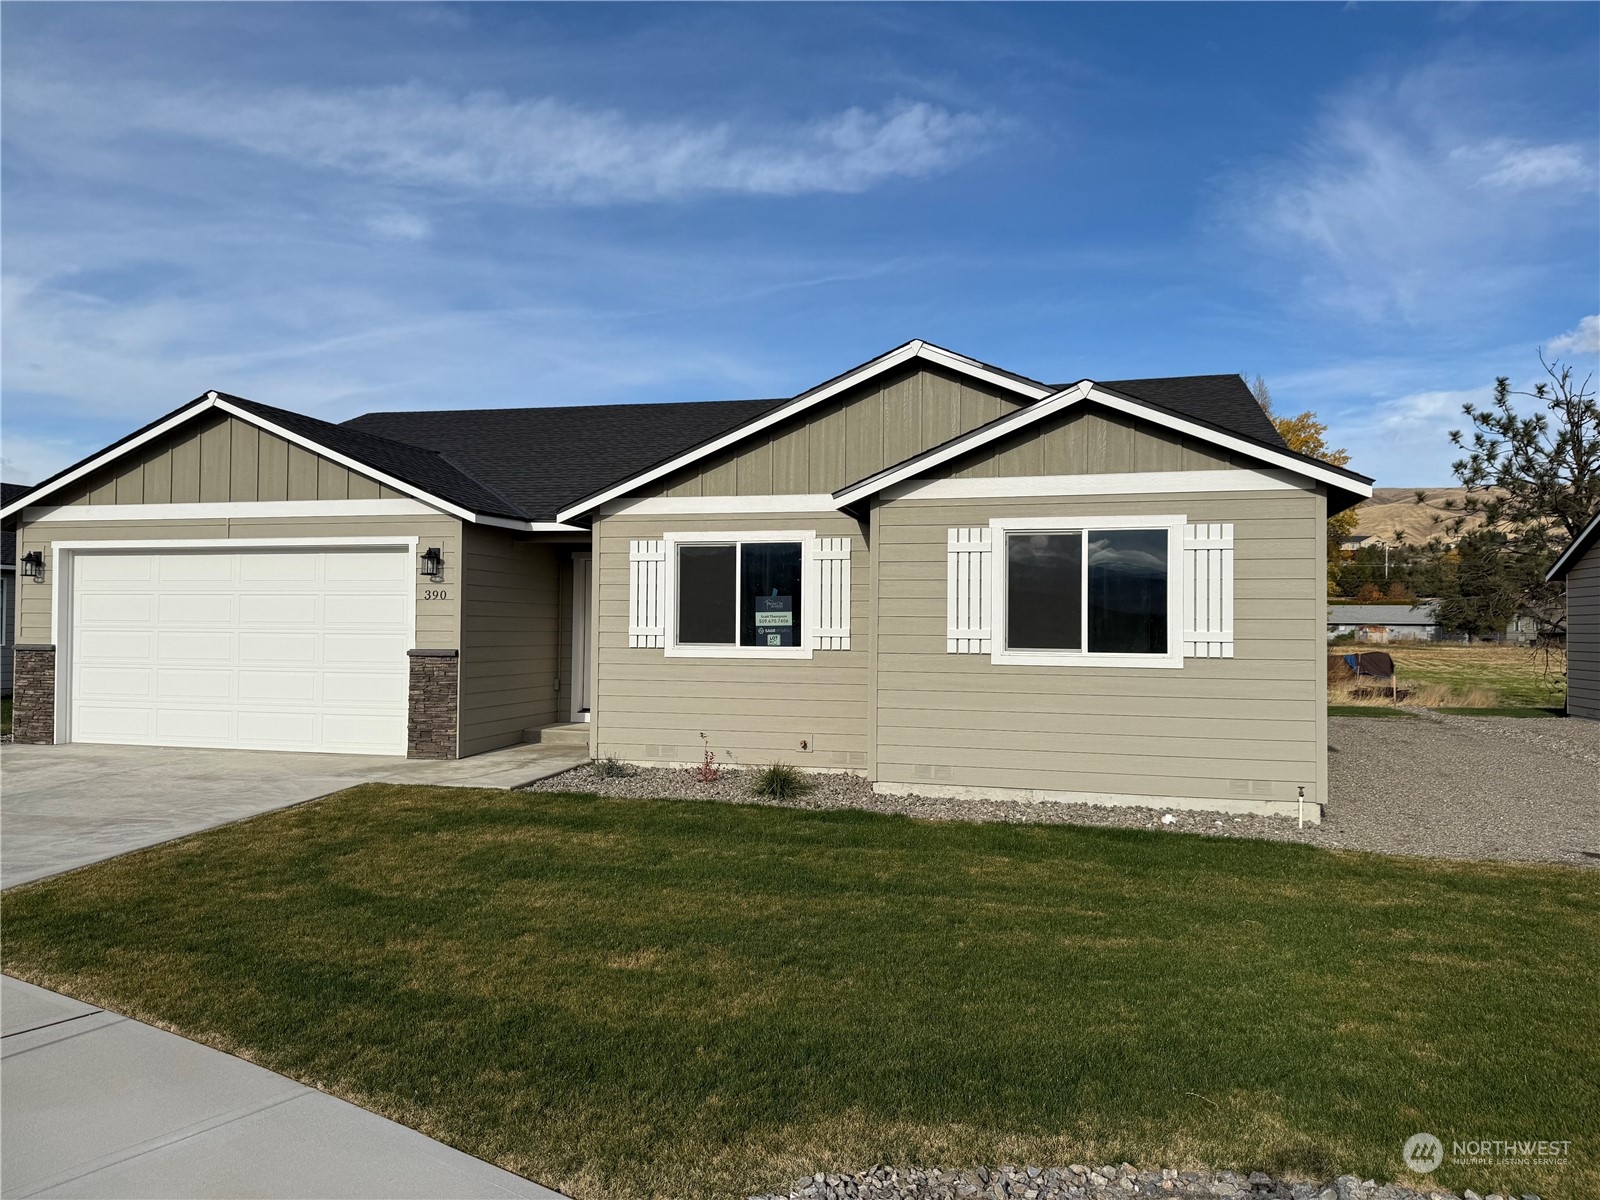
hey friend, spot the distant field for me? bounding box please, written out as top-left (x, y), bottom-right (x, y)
top-left (1330, 644), bottom-right (1567, 709)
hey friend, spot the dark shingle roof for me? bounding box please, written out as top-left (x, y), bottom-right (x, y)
top-left (1090, 375), bottom-right (1289, 450)
top-left (218, 395), bottom-right (527, 520)
top-left (344, 398), bottom-right (787, 522)
top-left (2, 483), bottom-right (27, 565)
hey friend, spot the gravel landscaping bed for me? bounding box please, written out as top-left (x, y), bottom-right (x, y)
top-left (526, 712), bottom-right (1597, 867)
top-left (749, 1164), bottom-right (1507, 1200)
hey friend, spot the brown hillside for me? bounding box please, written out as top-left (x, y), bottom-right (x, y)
top-left (1351, 487), bottom-right (1491, 546)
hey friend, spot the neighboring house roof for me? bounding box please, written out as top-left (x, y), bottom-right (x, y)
top-left (345, 398), bottom-right (786, 523)
top-left (1, 340), bottom-right (1372, 531)
top-left (1327, 603), bottom-right (1441, 626)
top-left (1, 482), bottom-right (27, 567)
top-left (1547, 511), bottom-right (1600, 582)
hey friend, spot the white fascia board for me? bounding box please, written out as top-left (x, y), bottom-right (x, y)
top-left (833, 381), bottom-right (1372, 508)
top-left (0, 396), bottom-right (220, 522)
top-left (555, 341), bottom-right (1055, 524)
top-left (26, 499), bottom-right (440, 523)
top-left (597, 493), bottom-right (841, 517)
top-left (883, 467), bottom-right (1310, 501)
top-left (1547, 511), bottom-right (1600, 581)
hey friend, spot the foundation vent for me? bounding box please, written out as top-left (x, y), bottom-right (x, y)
top-left (1229, 779), bottom-right (1276, 796)
top-left (832, 751), bottom-right (868, 766)
top-left (644, 744), bottom-right (677, 761)
top-left (913, 764), bottom-right (953, 782)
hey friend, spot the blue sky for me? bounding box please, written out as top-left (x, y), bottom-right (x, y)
top-left (3, 2), bottom-right (1597, 488)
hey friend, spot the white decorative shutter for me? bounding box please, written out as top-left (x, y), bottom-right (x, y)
top-left (628, 539), bottom-right (666, 648)
top-left (946, 527), bottom-right (993, 653)
top-left (1183, 523), bottom-right (1234, 658)
top-left (809, 537), bottom-right (852, 650)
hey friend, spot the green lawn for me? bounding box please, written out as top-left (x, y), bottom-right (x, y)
top-left (4, 786), bottom-right (1596, 1200)
top-left (1388, 645), bottom-right (1568, 708)
top-left (1327, 705), bottom-right (1416, 718)
top-left (1, 695), bottom-right (11, 736)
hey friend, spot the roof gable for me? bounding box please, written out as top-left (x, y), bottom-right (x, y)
top-left (1547, 511), bottom-right (1600, 581)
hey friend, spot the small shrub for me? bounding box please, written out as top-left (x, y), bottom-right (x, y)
top-left (698, 732), bottom-right (720, 783)
top-left (594, 756), bottom-right (631, 779)
top-left (750, 762), bottom-right (813, 801)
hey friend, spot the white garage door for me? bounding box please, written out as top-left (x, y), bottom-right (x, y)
top-left (69, 547), bottom-right (411, 755)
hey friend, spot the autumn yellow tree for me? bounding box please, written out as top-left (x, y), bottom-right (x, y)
top-left (1250, 376), bottom-right (1358, 595)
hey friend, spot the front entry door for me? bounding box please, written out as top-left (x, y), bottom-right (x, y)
top-left (571, 553), bottom-right (592, 721)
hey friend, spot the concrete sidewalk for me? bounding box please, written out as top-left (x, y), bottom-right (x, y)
top-left (1, 976), bottom-right (567, 1200)
top-left (1, 741), bottom-right (586, 889)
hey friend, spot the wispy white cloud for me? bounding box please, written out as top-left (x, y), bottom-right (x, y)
top-left (1217, 59), bottom-right (1597, 323)
top-left (364, 209), bottom-right (432, 242)
top-left (7, 75), bottom-right (994, 205)
top-left (1547, 314), bottom-right (1600, 356)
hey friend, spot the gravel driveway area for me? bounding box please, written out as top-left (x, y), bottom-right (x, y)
top-left (529, 712), bottom-right (1597, 868)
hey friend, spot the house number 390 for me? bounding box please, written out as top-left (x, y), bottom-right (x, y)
top-left (424, 588), bottom-right (449, 600)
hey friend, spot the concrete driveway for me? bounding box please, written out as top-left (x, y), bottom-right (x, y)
top-left (1, 977), bottom-right (563, 1199)
top-left (0, 741), bottom-right (586, 889)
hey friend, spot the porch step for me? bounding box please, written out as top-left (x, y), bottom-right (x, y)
top-left (529, 722), bottom-right (591, 748)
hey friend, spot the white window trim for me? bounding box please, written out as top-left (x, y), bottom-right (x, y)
top-left (663, 529), bottom-right (816, 660)
top-left (989, 514), bottom-right (1185, 670)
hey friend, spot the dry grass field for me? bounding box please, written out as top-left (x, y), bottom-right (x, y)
top-left (1329, 643), bottom-right (1567, 711)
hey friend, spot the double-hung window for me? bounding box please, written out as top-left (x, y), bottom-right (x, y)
top-left (666, 531), bottom-right (811, 658)
top-left (992, 515), bottom-right (1182, 668)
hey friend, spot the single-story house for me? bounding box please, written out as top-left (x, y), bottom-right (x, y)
top-left (0, 341), bottom-right (1372, 818)
top-left (1326, 602), bottom-right (1441, 642)
top-left (1547, 512), bottom-right (1599, 720)
top-left (1, 482), bottom-right (22, 694)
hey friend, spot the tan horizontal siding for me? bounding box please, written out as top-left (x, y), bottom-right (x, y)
top-left (13, 513), bottom-right (461, 651)
top-left (593, 510), bottom-right (870, 768)
top-left (457, 525), bottom-right (565, 757)
top-left (872, 486), bottom-right (1328, 803)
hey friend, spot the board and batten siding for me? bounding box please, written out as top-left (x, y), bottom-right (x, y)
top-left (52, 413), bottom-right (411, 507)
top-left (592, 511), bottom-right (872, 770)
top-left (457, 524), bottom-right (565, 756)
top-left (1567, 544), bottom-right (1599, 720)
top-left (655, 364), bottom-right (1028, 498)
top-left (938, 404), bottom-right (1239, 479)
top-left (13, 514), bottom-right (462, 652)
top-left (873, 486), bottom-right (1329, 808)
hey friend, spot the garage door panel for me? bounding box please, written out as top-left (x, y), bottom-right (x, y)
top-left (77, 667), bottom-right (154, 698)
top-left (79, 593), bottom-right (154, 624)
top-left (323, 633), bottom-right (409, 665)
top-left (72, 548), bottom-right (410, 756)
top-left (237, 670), bottom-right (319, 702)
top-left (240, 553), bottom-right (320, 582)
top-left (239, 594), bottom-right (319, 625)
top-left (159, 593), bottom-right (235, 625)
top-left (77, 555), bottom-right (155, 582)
top-left (158, 631), bottom-right (234, 663)
top-left (238, 632), bottom-right (318, 664)
top-left (158, 668), bottom-right (234, 701)
top-left (77, 631), bottom-right (155, 661)
top-left (323, 594), bottom-right (407, 626)
top-left (160, 555), bottom-right (234, 582)
top-left (155, 707), bottom-right (236, 742)
top-left (236, 710), bottom-right (320, 748)
top-left (322, 671), bottom-right (406, 705)
top-left (74, 706), bottom-right (156, 739)
top-left (326, 552), bottom-right (410, 583)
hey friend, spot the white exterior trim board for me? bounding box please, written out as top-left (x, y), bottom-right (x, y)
top-left (885, 468), bottom-right (1309, 502)
top-left (27, 499), bottom-right (441, 523)
top-left (662, 529), bottom-right (818, 660)
top-left (599, 494), bottom-right (840, 517)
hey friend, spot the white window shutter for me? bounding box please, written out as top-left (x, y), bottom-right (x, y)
top-left (628, 539), bottom-right (665, 648)
top-left (1183, 523), bottom-right (1234, 658)
top-left (947, 527), bottom-right (993, 653)
top-left (809, 537), bottom-right (852, 650)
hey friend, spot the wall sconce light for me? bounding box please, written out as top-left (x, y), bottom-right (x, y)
top-left (20, 550), bottom-right (44, 582)
top-left (419, 547), bottom-right (444, 580)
